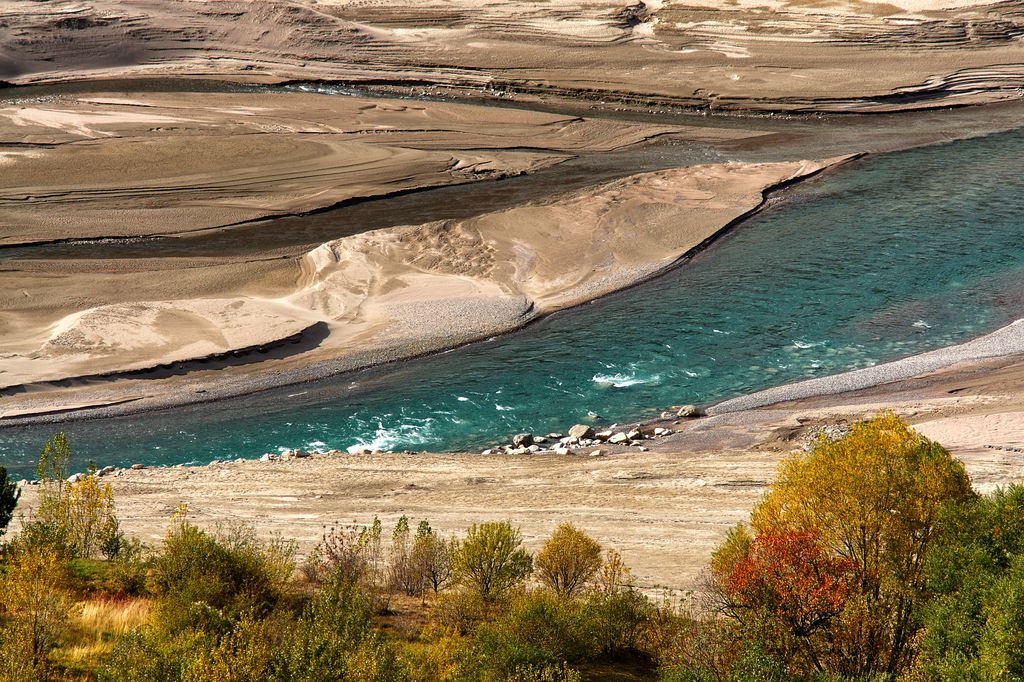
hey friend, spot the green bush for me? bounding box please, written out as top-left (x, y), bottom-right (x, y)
top-left (275, 576), bottom-right (406, 681)
top-left (454, 521), bottom-right (532, 601)
top-left (916, 484), bottom-right (1024, 677)
top-left (147, 515), bottom-right (294, 634)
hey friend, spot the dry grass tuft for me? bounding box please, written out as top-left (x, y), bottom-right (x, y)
top-left (57, 597), bottom-right (152, 667)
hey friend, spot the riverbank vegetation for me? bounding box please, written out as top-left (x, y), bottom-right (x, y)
top-left (2, 415), bottom-right (1024, 680)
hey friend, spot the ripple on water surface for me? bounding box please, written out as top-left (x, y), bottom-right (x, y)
top-left (3, 129), bottom-right (1024, 473)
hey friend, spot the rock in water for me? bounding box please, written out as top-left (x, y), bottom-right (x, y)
top-left (568, 424), bottom-right (594, 440)
top-left (512, 433), bottom-right (534, 447)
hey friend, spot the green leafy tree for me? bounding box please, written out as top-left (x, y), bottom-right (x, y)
top-left (455, 521), bottom-right (532, 600)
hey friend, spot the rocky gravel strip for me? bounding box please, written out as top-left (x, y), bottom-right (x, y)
top-left (710, 319), bottom-right (1024, 414)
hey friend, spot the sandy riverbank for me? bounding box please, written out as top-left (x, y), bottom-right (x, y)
top-left (3, 0), bottom-right (1024, 113)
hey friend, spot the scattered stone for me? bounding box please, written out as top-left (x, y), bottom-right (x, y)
top-left (554, 447), bottom-right (570, 455)
top-left (131, 463), bottom-right (146, 470)
top-left (97, 466), bottom-right (116, 477)
top-left (676, 404), bottom-right (703, 418)
top-left (546, 433), bottom-right (563, 439)
top-left (607, 432), bottom-right (630, 445)
top-left (595, 430), bottom-right (613, 441)
top-left (568, 424), bottom-right (594, 440)
top-left (260, 453), bottom-right (277, 462)
top-left (512, 433), bottom-right (534, 447)
top-left (626, 428), bottom-right (642, 441)
top-left (67, 473), bottom-right (83, 484)
top-left (638, 446), bottom-right (649, 452)
top-left (481, 449), bottom-right (493, 455)
top-left (589, 449), bottom-right (606, 457)
top-left (533, 435), bottom-right (548, 444)
top-left (527, 445), bottom-right (540, 453)
top-left (660, 411), bottom-right (674, 418)
top-left (802, 423), bottom-right (852, 450)
top-left (654, 427), bottom-right (670, 437)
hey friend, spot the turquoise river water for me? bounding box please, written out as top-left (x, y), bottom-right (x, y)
top-left (2, 128), bottom-right (1024, 474)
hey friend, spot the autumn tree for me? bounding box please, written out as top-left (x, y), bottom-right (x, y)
top-left (0, 542), bottom-right (74, 679)
top-left (597, 549), bottom-right (635, 595)
top-left (713, 529), bottom-right (856, 674)
top-left (455, 521), bottom-right (532, 600)
top-left (411, 520), bottom-right (457, 596)
top-left (713, 413), bottom-right (974, 678)
top-left (536, 524), bottom-right (603, 597)
top-left (22, 434), bottom-right (119, 558)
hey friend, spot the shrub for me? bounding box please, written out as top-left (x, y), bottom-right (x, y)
top-left (274, 576), bottom-right (406, 681)
top-left (146, 510), bottom-right (295, 634)
top-left (914, 484), bottom-right (1024, 678)
top-left (535, 524), bottom-right (602, 597)
top-left (106, 537), bottom-right (150, 596)
top-left (303, 522), bottom-right (369, 586)
top-left (454, 521), bottom-right (532, 601)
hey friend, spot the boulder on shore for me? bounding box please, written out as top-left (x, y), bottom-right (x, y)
top-left (568, 424), bottom-right (594, 440)
top-left (676, 405), bottom-right (704, 418)
top-left (512, 433), bottom-right (534, 447)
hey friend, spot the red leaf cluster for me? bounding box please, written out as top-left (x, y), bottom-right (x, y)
top-left (725, 530), bottom-right (856, 637)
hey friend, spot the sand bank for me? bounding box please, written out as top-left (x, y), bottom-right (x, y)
top-left (2, 0), bottom-right (1024, 113)
top-left (0, 154), bottom-right (852, 418)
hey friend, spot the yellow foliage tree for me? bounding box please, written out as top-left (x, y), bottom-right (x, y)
top-left (0, 542), bottom-right (75, 680)
top-left (535, 524), bottom-right (603, 597)
top-left (737, 413), bottom-right (974, 676)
